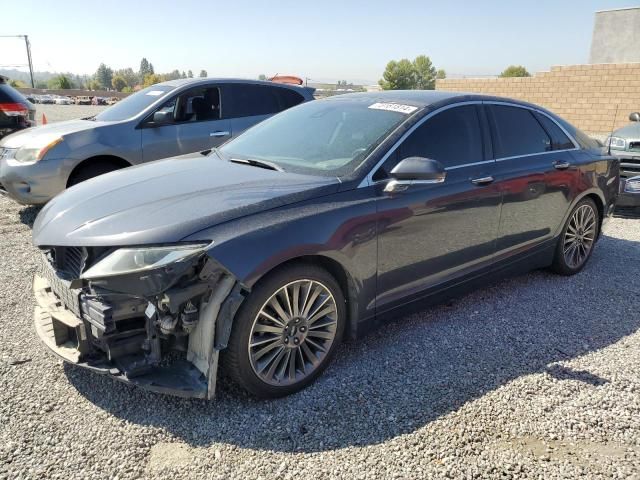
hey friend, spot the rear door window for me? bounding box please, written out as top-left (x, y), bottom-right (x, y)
top-left (223, 84), bottom-right (302, 118)
top-left (533, 112), bottom-right (575, 150)
top-left (488, 105), bottom-right (552, 158)
top-left (398, 105), bottom-right (484, 168)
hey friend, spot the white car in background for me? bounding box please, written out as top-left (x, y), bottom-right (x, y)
top-left (54, 96), bottom-right (73, 105)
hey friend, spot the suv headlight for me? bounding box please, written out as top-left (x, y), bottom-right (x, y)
top-left (606, 136), bottom-right (626, 150)
top-left (81, 244), bottom-right (208, 280)
top-left (11, 136), bottom-right (63, 165)
top-left (624, 176), bottom-right (640, 194)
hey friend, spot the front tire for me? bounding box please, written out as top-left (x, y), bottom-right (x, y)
top-left (223, 263), bottom-right (345, 398)
top-left (551, 197), bottom-right (599, 275)
top-left (67, 162), bottom-right (122, 187)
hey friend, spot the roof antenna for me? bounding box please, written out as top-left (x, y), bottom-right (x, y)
top-left (607, 104), bottom-right (620, 155)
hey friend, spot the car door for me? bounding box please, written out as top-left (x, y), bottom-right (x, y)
top-left (374, 104), bottom-right (502, 312)
top-left (221, 83), bottom-right (306, 138)
top-left (486, 103), bottom-right (578, 255)
top-left (141, 85), bottom-right (231, 162)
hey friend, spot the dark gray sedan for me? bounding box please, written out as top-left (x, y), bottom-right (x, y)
top-left (0, 78), bottom-right (314, 204)
top-left (32, 91), bottom-right (618, 399)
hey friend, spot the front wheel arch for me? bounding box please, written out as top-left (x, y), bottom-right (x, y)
top-left (66, 155), bottom-right (132, 188)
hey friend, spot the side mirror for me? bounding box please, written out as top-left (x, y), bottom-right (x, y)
top-left (384, 157), bottom-right (446, 193)
top-left (152, 110), bottom-right (174, 126)
top-left (629, 112), bottom-right (640, 122)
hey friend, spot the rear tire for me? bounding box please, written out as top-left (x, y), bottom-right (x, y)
top-left (223, 263), bottom-right (346, 398)
top-left (551, 197), bottom-right (599, 275)
top-left (67, 162), bottom-right (122, 187)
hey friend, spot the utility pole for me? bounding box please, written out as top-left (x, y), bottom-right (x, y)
top-left (0, 35), bottom-right (35, 87)
top-left (24, 35), bottom-right (35, 88)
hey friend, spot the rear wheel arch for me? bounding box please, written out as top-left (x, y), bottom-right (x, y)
top-left (66, 155), bottom-right (132, 188)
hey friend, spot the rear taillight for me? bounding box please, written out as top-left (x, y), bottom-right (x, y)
top-left (0, 102), bottom-right (29, 117)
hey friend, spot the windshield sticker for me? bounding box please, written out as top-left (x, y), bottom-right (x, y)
top-left (146, 90), bottom-right (165, 96)
top-left (368, 102), bottom-right (418, 114)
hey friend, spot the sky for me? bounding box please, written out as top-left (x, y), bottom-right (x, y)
top-left (1, 0), bottom-right (637, 84)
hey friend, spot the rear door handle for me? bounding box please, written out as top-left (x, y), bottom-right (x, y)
top-left (210, 131), bottom-right (230, 137)
top-left (471, 176), bottom-right (494, 185)
top-left (553, 160), bottom-right (571, 170)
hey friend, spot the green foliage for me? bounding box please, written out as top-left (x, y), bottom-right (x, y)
top-left (499, 65), bottom-right (530, 78)
top-left (143, 73), bottom-right (163, 87)
top-left (187, 70), bottom-right (194, 78)
top-left (379, 55), bottom-right (442, 90)
top-left (9, 79), bottom-right (27, 88)
top-left (139, 58), bottom-right (154, 78)
top-left (111, 75), bottom-right (127, 92)
top-left (258, 74), bottom-right (267, 80)
top-left (86, 79), bottom-right (101, 90)
top-left (94, 63), bottom-right (113, 89)
top-left (48, 74), bottom-right (74, 89)
top-left (199, 70), bottom-right (208, 78)
top-left (122, 86), bottom-right (133, 93)
top-left (379, 59), bottom-right (416, 90)
top-left (35, 80), bottom-right (48, 89)
top-left (436, 69), bottom-right (446, 80)
top-left (114, 68), bottom-right (139, 89)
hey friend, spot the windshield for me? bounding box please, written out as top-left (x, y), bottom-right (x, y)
top-left (94, 85), bottom-right (175, 121)
top-left (219, 98), bottom-right (415, 177)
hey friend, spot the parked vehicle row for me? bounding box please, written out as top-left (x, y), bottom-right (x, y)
top-left (26, 94), bottom-right (120, 106)
top-left (15, 85), bottom-right (619, 399)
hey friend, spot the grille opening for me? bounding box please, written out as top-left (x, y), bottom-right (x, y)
top-left (116, 317), bottom-right (146, 333)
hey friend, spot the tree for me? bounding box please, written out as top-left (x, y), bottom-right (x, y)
top-left (9, 79), bottom-right (27, 88)
top-left (114, 68), bottom-right (139, 89)
top-left (436, 69), bottom-right (447, 80)
top-left (86, 79), bottom-right (101, 90)
top-left (35, 80), bottom-right (48, 89)
top-left (111, 75), bottom-right (127, 92)
top-left (139, 57), bottom-right (154, 78)
top-left (258, 74), bottom-right (267, 81)
top-left (165, 69), bottom-right (182, 81)
top-left (143, 73), bottom-right (163, 87)
top-left (500, 65), bottom-right (530, 78)
top-left (187, 70), bottom-right (194, 78)
top-left (95, 63), bottom-right (113, 90)
top-left (199, 69), bottom-right (207, 78)
top-left (48, 74), bottom-right (74, 89)
top-left (413, 55), bottom-right (437, 90)
top-left (379, 59), bottom-right (416, 90)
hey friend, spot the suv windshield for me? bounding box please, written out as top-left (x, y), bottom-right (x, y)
top-left (94, 85), bottom-right (175, 122)
top-left (219, 98), bottom-right (414, 177)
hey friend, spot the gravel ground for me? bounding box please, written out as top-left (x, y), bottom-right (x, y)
top-left (0, 201), bottom-right (639, 479)
top-left (1, 107), bottom-right (640, 479)
top-left (35, 104), bottom-right (107, 124)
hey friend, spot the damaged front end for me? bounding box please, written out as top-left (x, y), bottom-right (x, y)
top-left (33, 243), bottom-right (245, 399)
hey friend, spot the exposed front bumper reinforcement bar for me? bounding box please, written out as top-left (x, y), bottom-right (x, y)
top-left (33, 273), bottom-right (237, 399)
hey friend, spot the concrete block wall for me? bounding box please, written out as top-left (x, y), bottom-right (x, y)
top-left (436, 63), bottom-right (640, 135)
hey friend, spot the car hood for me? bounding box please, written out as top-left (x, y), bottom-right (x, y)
top-left (32, 153), bottom-right (340, 247)
top-left (613, 123), bottom-right (640, 140)
top-left (0, 119), bottom-right (105, 148)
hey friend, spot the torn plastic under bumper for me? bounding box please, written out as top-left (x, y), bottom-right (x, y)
top-left (33, 269), bottom-right (241, 399)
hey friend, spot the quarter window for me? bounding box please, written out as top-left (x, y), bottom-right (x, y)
top-left (398, 105), bottom-right (484, 167)
top-left (533, 112), bottom-right (575, 150)
top-left (488, 105), bottom-right (551, 158)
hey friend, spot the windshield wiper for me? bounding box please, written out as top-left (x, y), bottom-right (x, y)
top-left (229, 157), bottom-right (283, 172)
top-left (81, 116), bottom-right (96, 121)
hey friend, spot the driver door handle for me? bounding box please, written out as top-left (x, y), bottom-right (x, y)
top-left (210, 131), bottom-right (230, 137)
top-left (471, 176), bottom-right (494, 185)
top-left (553, 160), bottom-right (571, 170)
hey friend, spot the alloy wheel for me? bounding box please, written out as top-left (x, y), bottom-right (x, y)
top-left (563, 204), bottom-right (597, 269)
top-left (248, 279), bottom-right (338, 386)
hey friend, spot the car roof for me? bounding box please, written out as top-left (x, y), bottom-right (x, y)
top-left (323, 90), bottom-right (545, 111)
top-left (159, 77), bottom-right (315, 93)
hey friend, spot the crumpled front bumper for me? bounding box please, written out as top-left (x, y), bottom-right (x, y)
top-left (33, 269), bottom-right (236, 399)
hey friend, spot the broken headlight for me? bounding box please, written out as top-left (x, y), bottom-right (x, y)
top-left (81, 244), bottom-right (209, 280)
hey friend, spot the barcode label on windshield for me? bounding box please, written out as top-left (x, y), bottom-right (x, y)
top-left (368, 103), bottom-right (418, 114)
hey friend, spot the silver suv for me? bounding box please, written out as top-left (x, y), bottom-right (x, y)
top-left (0, 78), bottom-right (314, 204)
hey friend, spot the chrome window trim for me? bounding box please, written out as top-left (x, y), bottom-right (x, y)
top-left (359, 100), bottom-right (581, 188)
